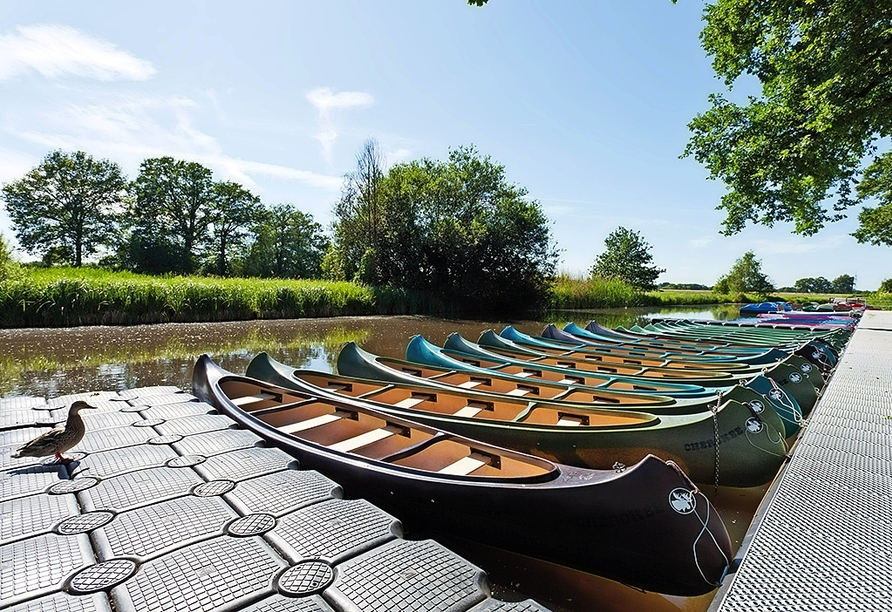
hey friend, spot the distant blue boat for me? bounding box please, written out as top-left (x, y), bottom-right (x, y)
top-left (740, 302), bottom-right (790, 316)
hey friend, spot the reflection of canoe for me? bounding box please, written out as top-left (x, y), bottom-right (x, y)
top-left (337, 342), bottom-right (800, 438)
top-left (193, 354), bottom-right (733, 596)
top-left (247, 352), bottom-right (788, 487)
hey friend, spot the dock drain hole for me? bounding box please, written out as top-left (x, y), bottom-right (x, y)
top-left (227, 513), bottom-right (277, 537)
top-left (192, 479), bottom-right (236, 497)
top-left (48, 477), bottom-right (100, 495)
top-left (277, 561), bottom-right (335, 597)
top-left (166, 454), bottom-right (207, 468)
top-left (133, 418), bottom-right (166, 427)
top-left (67, 558), bottom-right (139, 594)
top-left (148, 434), bottom-right (183, 445)
top-left (55, 510), bottom-right (116, 535)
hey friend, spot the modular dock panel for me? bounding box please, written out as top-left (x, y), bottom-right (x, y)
top-left (1, 387), bottom-right (550, 612)
top-left (709, 310), bottom-right (892, 611)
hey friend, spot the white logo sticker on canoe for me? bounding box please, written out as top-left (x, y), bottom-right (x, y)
top-left (812, 350), bottom-right (822, 360)
top-left (746, 417), bottom-right (763, 433)
top-left (749, 400), bottom-right (764, 413)
top-left (769, 389), bottom-right (784, 400)
top-left (669, 488), bottom-right (696, 514)
top-left (800, 363), bottom-right (813, 373)
top-left (789, 372), bottom-right (803, 383)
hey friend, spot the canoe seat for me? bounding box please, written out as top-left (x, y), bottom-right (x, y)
top-left (325, 382), bottom-right (353, 392)
top-left (328, 426), bottom-right (397, 453)
top-left (394, 397), bottom-right (426, 409)
top-left (458, 380), bottom-right (481, 389)
top-left (438, 455), bottom-right (487, 475)
top-left (453, 405), bottom-right (482, 418)
top-left (232, 392), bottom-right (278, 406)
top-left (506, 388), bottom-right (529, 397)
top-left (556, 413), bottom-right (589, 427)
top-left (514, 371), bottom-right (535, 378)
top-left (279, 413), bottom-right (341, 434)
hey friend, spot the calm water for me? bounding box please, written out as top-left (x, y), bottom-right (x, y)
top-left (0, 305), bottom-right (758, 611)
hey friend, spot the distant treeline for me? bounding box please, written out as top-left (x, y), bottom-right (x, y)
top-left (1, 143), bottom-right (560, 317)
top-left (657, 282), bottom-right (712, 291)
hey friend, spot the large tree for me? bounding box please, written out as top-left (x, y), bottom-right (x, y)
top-left (1, 150), bottom-right (127, 266)
top-left (328, 144), bottom-right (558, 314)
top-left (243, 204), bottom-right (328, 279)
top-left (329, 139), bottom-right (386, 283)
top-left (793, 276), bottom-right (832, 294)
top-left (130, 157), bottom-right (216, 273)
top-left (830, 274), bottom-right (856, 294)
top-left (713, 251), bottom-right (774, 295)
top-left (590, 227), bottom-right (665, 290)
top-left (683, 0), bottom-right (892, 241)
top-left (206, 181), bottom-right (261, 276)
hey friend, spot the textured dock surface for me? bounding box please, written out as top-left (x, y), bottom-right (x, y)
top-left (1, 386), bottom-right (549, 612)
top-left (709, 309), bottom-right (892, 611)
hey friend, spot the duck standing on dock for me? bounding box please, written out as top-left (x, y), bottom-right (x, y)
top-left (11, 400), bottom-right (95, 462)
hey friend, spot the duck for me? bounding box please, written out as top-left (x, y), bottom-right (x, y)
top-left (11, 400), bottom-right (95, 462)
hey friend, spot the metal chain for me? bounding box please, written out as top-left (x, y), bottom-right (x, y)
top-left (712, 391), bottom-right (721, 495)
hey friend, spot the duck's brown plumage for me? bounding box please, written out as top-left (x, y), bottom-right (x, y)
top-left (12, 400), bottom-right (94, 462)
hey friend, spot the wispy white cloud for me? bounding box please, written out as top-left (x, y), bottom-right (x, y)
top-left (5, 95), bottom-right (342, 193)
top-left (307, 87), bottom-right (374, 162)
top-left (689, 238), bottom-right (712, 249)
top-left (0, 23), bottom-right (156, 81)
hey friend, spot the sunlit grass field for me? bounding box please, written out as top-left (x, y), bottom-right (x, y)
top-left (0, 267), bottom-right (439, 327)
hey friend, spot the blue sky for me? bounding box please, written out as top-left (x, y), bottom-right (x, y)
top-left (2, 1), bottom-right (891, 290)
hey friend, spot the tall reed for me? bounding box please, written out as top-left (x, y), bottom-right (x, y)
top-left (0, 267), bottom-right (438, 327)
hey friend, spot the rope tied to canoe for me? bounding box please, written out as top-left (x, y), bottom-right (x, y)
top-left (762, 367), bottom-right (805, 426)
top-left (689, 488), bottom-right (732, 589)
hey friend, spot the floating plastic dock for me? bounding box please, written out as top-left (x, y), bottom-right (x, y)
top-left (1, 386), bottom-right (549, 612)
top-left (709, 309), bottom-right (892, 611)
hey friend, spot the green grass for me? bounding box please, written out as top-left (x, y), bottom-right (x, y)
top-left (0, 267), bottom-right (442, 327)
top-left (3, 267), bottom-right (888, 328)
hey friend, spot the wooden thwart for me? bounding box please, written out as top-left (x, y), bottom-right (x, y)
top-left (453, 406), bottom-right (482, 418)
top-left (232, 392), bottom-right (276, 406)
top-left (438, 455), bottom-right (487, 476)
top-left (329, 427), bottom-right (395, 453)
top-left (394, 397), bottom-right (426, 409)
top-left (279, 413), bottom-right (341, 434)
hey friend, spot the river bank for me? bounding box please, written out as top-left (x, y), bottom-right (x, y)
top-left (1, 266), bottom-right (874, 328)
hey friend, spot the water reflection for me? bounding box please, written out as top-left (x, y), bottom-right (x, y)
top-left (0, 306), bottom-right (733, 399)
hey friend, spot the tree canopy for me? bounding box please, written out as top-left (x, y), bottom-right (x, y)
top-left (243, 204), bottom-right (328, 279)
top-left (713, 251), bottom-right (774, 295)
top-left (326, 143), bottom-right (559, 314)
top-left (590, 227), bottom-right (665, 290)
top-left (1, 150), bottom-right (127, 266)
top-left (683, 0), bottom-right (892, 242)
